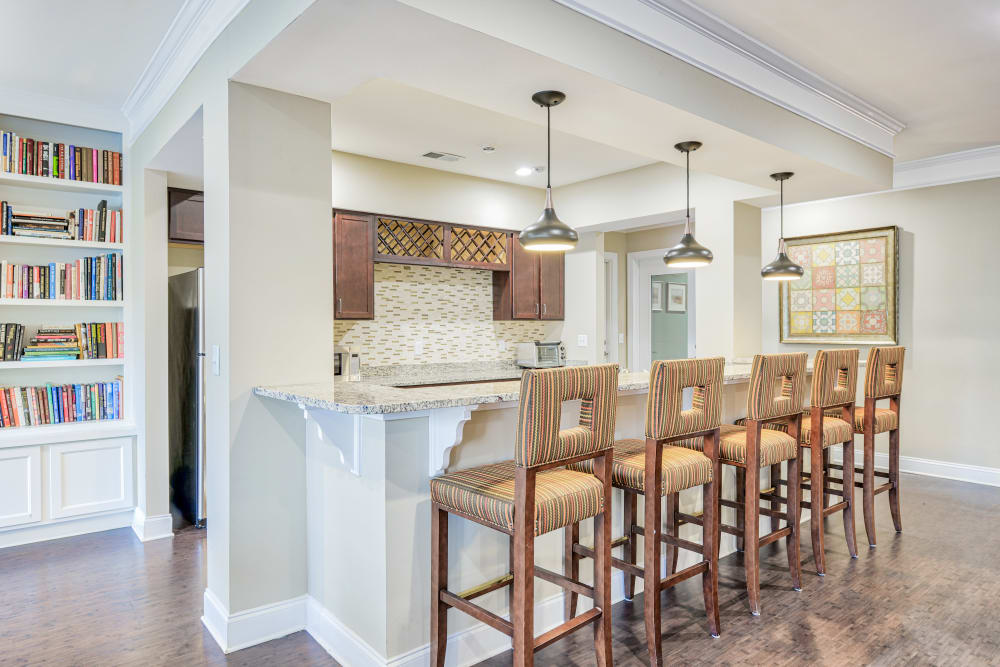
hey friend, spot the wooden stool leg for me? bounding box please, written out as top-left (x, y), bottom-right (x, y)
top-left (513, 468), bottom-right (535, 667)
top-left (563, 522), bottom-right (579, 621)
top-left (768, 463), bottom-right (781, 532)
top-left (785, 453), bottom-right (802, 591)
top-left (702, 464), bottom-right (721, 637)
top-left (643, 437), bottom-right (664, 665)
top-left (623, 491), bottom-right (638, 600)
top-left (822, 448), bottom-right (832, 513)
top-left (889, 426), bottom-right (902, 532)
top-left (744, 460), bottom-right (761, 615)
top-left (810, 444), bottom-right (826, 576)
top-left (593, 451), bottom-right (613, 667)
top-left (735, 467), bottom-right (746, 552)
top-left (842, 440), bottom-right (858, 558)
top-left (665, 492), bottom-right (679, 576)
top-left (862, 426), bottom-right (876, 547)
top-left (430, 506), bottom-right (448, 667)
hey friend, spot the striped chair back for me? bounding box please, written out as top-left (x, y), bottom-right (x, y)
top-left (746, 353), bottom-right (808, 421)
top-left (864, 346), bottom-right (905, 399)
top-left (515, 364), bottom-right (619, 468)
top-left (646, 357), bottom-right (725, 440)
top-left (811, 349), bottom-right (859, 408)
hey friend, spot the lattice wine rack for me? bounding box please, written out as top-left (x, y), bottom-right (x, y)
top-left (376, 217), bottom-right (445, 260)
top-left (450, 226), bottom-right (508, 267)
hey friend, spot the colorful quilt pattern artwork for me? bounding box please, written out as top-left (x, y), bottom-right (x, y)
top-left (780, 226), bottom-right (898, 343)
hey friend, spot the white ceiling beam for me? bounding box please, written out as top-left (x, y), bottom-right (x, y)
top-left (554, 0), bottom-right (904, 157)
top-left (893, 145), bottom-right (1000, 189)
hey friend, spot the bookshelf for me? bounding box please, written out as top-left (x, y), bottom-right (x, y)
top-left (0, 112), bottom-right (133, 546)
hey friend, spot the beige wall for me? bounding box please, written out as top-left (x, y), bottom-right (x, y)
top-left (332, 150), bottom-right (541, 230)
top-left (762, 178), bottom-right (1000, 469)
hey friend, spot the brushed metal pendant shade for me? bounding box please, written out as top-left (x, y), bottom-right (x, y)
top-left (761, 172), bottom-right (804, 281)
top-left (664, 141), bottom-right (713, 268)
top-left (519, 91), bottom-right (579, 252)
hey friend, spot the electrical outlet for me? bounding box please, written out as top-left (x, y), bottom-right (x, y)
top-left (498, 340), bottom-right (507, 352)
top-left (414, 339), bottom-right (425, 356)
top-left (618, 333), bottom-right (625, 344)
top-left (577, 334), bottom-right (588, 347)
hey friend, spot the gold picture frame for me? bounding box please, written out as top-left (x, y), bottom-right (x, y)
top-left (778, 225), bottom-right (898, 344)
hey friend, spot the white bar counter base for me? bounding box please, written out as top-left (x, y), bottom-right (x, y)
top-left (253, 364), bottom-right (808, 665)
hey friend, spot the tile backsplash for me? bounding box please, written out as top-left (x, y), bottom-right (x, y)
top-left (334, 263), bottom-right (561, 366)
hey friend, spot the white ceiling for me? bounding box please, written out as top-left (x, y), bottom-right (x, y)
top-left (0, 0), bottom-right (183, 111)
top-left (328, 79), bottom-right (653, 188)
top-left (689, 0), bottom-right (1000, 162)
top-left (148, 108), bottom-right (204, 189)
top-left (234, 0), bottom-right (891, 202)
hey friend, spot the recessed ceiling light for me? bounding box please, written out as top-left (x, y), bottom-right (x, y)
top-left (515, 166), bottom-right (533, 176)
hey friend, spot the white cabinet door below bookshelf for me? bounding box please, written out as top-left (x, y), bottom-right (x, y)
top-left (48, 437), bottom-right (133, 519)
top-left (0, 446), bottom-right (42, 528)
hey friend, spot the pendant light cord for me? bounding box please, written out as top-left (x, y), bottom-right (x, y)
top-left (686, 149), bottom-right (690, 223)
top-left (779, 178), bottom-right (784, 240)
top-left (546, 105), bottom-right (551, 190)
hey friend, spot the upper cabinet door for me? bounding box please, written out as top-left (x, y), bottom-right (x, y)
top-left (167, 188), bottom-right (204, 244)
top-left (539, 252), bottom-right (565, 320)
top-left (333, 211), bottom-right (375, 319)
top-left (510, 234), bottom-right (540, 319)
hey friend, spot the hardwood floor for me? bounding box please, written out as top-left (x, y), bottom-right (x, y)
top-left (0, 525), bottom-right (336, 666)
top-left (480, 473), bottom-right (1000, 666)
top-left (1, 472), bottom-right (997, 665)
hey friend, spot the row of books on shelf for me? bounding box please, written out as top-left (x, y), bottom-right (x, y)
top-left (0, 379), bottom-right (123, 428)
top-left (0, 324), bottom-right (124, 361)
top-left (1, 254), bottom-right (123, 301)
top-left (1, 130), bottom-right (123, 185)
top-left (0, 323), bottom-right (25, 360)
top-left (1, 199), bottom-right (123, 242)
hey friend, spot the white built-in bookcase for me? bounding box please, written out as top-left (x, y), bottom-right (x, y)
top-left (0, 113), bottom-right (135, 547)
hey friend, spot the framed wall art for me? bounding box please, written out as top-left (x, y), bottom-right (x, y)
top-left (779, 225), bottom-right (898, 344)
top-left (667, 282), bottom-right (687, 313)
top-left (651, 281), bottom-right (664, 311)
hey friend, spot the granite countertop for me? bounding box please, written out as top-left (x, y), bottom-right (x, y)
top-left (254, 361), bottom-right (756, 415)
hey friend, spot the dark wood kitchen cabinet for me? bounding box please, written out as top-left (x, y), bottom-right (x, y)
top-left (493, 233), bottom-right (565, 320)
top-left (333, 211), bottom-right (375, 319)
top-left (167, 188), bottom-right (204, 244)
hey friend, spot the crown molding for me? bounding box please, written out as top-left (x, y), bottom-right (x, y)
top-left (553, 0), bottom-right (903, 156)
top-left (121, 0), bottom-right (250, 143)
top-left (893, 145), bottom-right (1000, 189)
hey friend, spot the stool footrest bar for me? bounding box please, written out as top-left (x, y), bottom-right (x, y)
top-left (659, 561), bottom-right (709, 591)
top-left (440, 590), bottom-right (513, 636)
top-left (534, 565), bottom-right (595, 599)
top-left (533, 608), bottom-right (601, 651)
top-left (758, 525), bottom-right (793, 548)
top-left (457, 573), bottom-right (514, 601)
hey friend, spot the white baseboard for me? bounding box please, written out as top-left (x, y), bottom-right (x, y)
top-left (829, 449), bottom-right (1000, 488)
top-left (131, 508), bottom-right (174, 542)
top-left (0, 508), bottom-right (133, 549)
top-left (202, 588), bottom-right (308, 653)
top-left (305, 596), bottom-right (392, 667)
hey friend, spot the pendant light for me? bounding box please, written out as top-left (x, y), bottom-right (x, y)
top-left (760, 172), bottom-right (804, 281)
top-left (664, 141), bottom-right (713, 267)
top-left (519, 91), bottom-right (578, 252)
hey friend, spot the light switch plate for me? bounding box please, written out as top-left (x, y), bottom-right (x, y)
top-left (211, 345), bottom-right (220, 376)
top-left (414, 339), bottom-right (425, 356)
top-left (498, 340), bottom-right (507, 352)
top-left (618, 333), bottom-right (625, 344)
top-left (577, 334), bottom-right (588, 347)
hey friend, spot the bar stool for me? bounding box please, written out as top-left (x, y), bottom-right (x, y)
top-left (678, 353), bottom-right (806, 615)
top-left (737, 349), bottom-right (860, 574)
top-left (827, 346), bottom-right (905, 547)
top-left (429, 364), bottom-right (618, 667)
top-left (565, 357), bottom-right (723, 666)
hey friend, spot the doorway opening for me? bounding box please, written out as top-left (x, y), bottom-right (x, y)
top-left (627, 248), bottom-right (696, 372)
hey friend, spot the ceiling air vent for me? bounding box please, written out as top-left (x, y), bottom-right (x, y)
top-left (422, 151), bottom-right (465, 162)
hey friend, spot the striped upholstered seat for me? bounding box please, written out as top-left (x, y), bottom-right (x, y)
top-left (430, 461), bottom-right (603, 536)
top-left (825, 406), bottom-right (898, 434)
top-left (735, 412), bottom-right (853, 447)
top-left (677, 424), bottom-right (797, 467)
top-left (571, 438), bottom-right (712, 495)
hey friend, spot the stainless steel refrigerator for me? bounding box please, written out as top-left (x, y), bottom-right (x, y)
top-left (168, 268), bottom-right (206, 527)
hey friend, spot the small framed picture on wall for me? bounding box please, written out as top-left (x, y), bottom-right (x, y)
top-left (667, 283), bottom-right (687, 313)
top-left (651, 282), bottom-right (664, 311)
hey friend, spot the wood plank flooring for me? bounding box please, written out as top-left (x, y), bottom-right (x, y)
top-left (0, 472), bottom-right (997, 665)
top-left (480, 473), bottom-right (1000, 666)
